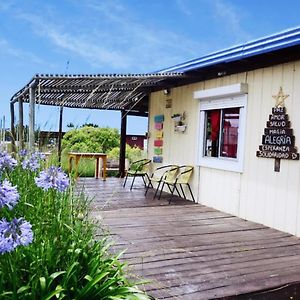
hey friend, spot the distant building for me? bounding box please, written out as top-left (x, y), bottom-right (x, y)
top-left (126, 134), bottom-right (146, 149)
top-left (38, 131), bottom-right (66, 147)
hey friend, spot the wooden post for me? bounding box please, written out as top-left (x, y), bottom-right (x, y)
top-left (18, 98), bottom-right (24, 149)
top-left (1, 116), bottom-right (5, 143)
top-left (58, 106), bottom-right (63, 164)
top-left (118, 110), bottom-right (127, 178)
top-left (274, 158), bottom-right (281, 172)
top-left (29, 87), bottom-right (36, 151)
top-left (10, 102), bottom-right (16, 153)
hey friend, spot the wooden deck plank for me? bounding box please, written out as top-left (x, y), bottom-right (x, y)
top-left (77, 178), bottom-right (300, 299)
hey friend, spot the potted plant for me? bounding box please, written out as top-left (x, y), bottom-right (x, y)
top-left (175, 123), bottom-right (187, 132)
top-left (171, 113), bottom-right (182, 122)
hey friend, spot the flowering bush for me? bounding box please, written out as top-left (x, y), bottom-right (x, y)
top-left (0, 150), bottom-right (150, 299)
top-left (35, 166), bottom-right (69, 192)
top-left (0, 151), bottom-right (33, 257)
top-left (0, 151), bottom-right (17, 174)
top-left (21, 151), bottom-right (45, 171)
top-left (0, 217), bottom-right (33, 254)
top-left (0, 179), bottom-right (19, 209)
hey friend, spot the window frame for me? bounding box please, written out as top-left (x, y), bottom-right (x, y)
top-left (195, 85), bottom-right (248, 173)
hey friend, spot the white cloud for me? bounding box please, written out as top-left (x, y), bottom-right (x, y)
top-left (15, 2), bottom-right (205, 72)
top-left (0, 1), bottom-right (15, 11)
top-left (212, 0), bottom-right (251, 43)
top-left (0, 37), bottom-right (44, 64)
top-left (175, 0), bottom-right (193, 16)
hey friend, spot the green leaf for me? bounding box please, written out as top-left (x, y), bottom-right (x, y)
top-left (48, 271), bottom-right (66, 288)
top-left (64, 262), bottom-right (80, 284)
top-left (39, 277), bottom-right (46, 292)
top-left (79, 271), bottom-right (110, 297)
top-left (17, 285), bottom-right (30, 294)
top-left (84, 275), bottom-right (93, 282)
top-left (43, 286), bottom-right (65, 300)
top-left (0, 292), bottom-right (13, 296)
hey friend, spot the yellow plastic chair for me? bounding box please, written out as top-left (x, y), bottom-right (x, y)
top-left (145, 165), bottom-right (179, 199)
top-left (123, 159), bottom-right (151, 190)
top-left (159, 165), bottom-right (195, 204)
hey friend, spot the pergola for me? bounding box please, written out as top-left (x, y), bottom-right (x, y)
top-left (10, 72), bottom-right (184, 176)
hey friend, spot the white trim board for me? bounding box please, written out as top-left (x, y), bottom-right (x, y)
top-left (194, 83), bottom-right (248, 100)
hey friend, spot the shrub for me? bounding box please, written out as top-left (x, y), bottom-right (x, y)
top-left (0, 151), bottom-right (150, 299)
top-left (108, 145), bottom-right (145, 163)
top-left (62, 126), bottom-right (120, 153)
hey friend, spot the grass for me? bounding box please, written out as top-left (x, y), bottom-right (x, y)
top-left (0, 151), bottom-right (151, 299)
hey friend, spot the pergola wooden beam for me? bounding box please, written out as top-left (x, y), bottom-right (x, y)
top-left (29, 86), bottom-right (35, 150)
top-left (10, 72), bottom-right (184, 171)
top-left (119, 110), bottom-right (127, 178)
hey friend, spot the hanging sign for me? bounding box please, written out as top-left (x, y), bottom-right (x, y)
top-left (256, 87), bottom-right (299, 172)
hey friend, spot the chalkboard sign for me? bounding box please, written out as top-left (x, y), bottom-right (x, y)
top-left (256, 89), bottom-right (299, 172)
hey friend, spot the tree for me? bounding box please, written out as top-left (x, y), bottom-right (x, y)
top-left (62, 126), bottom-right (120, 153)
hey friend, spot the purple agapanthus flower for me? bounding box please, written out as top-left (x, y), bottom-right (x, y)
top-left (35, 166), bottom-right (69, 192)
top-left (0, 218), bottom-right (33, 254)
top-left (22, 158), bottom-right (40, 172)
top-left (32, 151), bottom-right (46, 161)
top-left (0, 151), bottom-right (17, 173)
top-left (18, 149), bottom-right (28, 157)
top-left (0, 179), bottom-right (19, 210)
top-left (21, 151), bottom-right (45, 172)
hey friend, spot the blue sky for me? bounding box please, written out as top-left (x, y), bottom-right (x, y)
top-left (1, 0), bottom-right (300, 134)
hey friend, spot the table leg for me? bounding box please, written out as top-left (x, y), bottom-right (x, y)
top-left (75, 156), bottom-right (80, 179)
top-left (68, 156), bottom-right (73, 174)
top-left (102, 156), bottom-right (107, 181)
top-left (95, 158), bottom-right (100, 179)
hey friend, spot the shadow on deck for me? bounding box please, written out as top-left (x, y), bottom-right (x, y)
top-left (77, 177), bottom-right (300, 300)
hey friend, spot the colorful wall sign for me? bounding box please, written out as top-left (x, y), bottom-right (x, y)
top-left (153, 114), bottom-right (164, 163)
top-left (256, 88), bottom-right (299, 171)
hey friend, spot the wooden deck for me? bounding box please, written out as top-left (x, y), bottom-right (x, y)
top-left (78, 177), bottom-right (300, 299)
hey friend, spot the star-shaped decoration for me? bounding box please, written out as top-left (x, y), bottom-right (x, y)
top-left (272, 87), bottom-right (289, 107)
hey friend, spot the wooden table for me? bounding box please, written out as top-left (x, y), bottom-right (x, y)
top-left (68, 152), bottom-right (107, 180)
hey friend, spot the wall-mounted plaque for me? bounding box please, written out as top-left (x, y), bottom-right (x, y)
top-left (256, 87), bottom-right (299, 172)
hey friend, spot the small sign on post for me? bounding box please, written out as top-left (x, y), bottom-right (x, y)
top-left (256, 87), bottom-right (299, 172)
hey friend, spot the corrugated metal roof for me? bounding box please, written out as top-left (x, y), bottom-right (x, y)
top-left (10, 73), bottom-right (184, 113)
top-left (158, 27), bottom-right (300, 73)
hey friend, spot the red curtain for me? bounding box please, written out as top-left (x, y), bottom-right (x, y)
top-left (210, 110), bottom-right (221, 141)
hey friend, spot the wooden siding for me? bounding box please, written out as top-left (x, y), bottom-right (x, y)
top-left (149, 60), bottom-right (300, 236)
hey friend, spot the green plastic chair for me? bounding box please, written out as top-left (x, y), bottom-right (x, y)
top-left (145, 165), bottom-right (179, 199)
top-left (159, 165), bottom-right (195, 204)
top-left (123, 159), bottom-right (151, 190)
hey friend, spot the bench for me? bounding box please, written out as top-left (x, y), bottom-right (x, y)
top-left (99, 158), bottom-right (129, 176)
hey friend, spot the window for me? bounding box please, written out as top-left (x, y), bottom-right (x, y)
top-left (204, 108), bottom-right (240, 158)
top-left (194, 83), bottom-right (248, 172)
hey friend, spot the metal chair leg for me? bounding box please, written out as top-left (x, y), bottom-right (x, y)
top-left (153, 181), bottom-right (162, 199)
top-left (145, 181), bottom-right (151, 196)
top-left (144, 173), bottom-right (151, 185)
top-left (158, 182), bottom-right (165, 200)
top-left (123, 173), bottom-right (129, 187)
top-left (174, 185), bottom-right (182, 198)
top-left (179, 184), bottom-right (186, 199)
top-left (141, 175), bottom-right (147, 186)
top-left (169, 185), bottom-right (177, 204)
top-left (145, 179), bottom-right (155, 196)
top-left (130, 175), bottom-right (136, 190)
top-left (187, 183), bottom-right (195, 202)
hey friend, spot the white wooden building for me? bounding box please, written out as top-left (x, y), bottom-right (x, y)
top-left (147, 27), bottom-right (300, 236)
